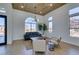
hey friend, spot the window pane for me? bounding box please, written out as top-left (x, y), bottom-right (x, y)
top-left (25, 17), bottom-right (36, 32)
top-left (48, 17), bottom-right (53, 32)
top-left (0, 18), bottom-right (4, 35)
top-left (70, 16), bottom-right (79, 37)
top-left (25, 17), bottom-right (36, 23)
top-left (25, 24), bottom-right (30, 32)
top-left (70, 16), bottom-right (79, 29)
top-left (0, 17), bottom-right (5, 43)
top-left (48, 17), bottom-right (53, 21)
top-left (31, 24), bottom-right (36, 32)
top-left (70, 29), bottom-right (79, 37)
top-left (49, 22), bottom-right (52, 32)
top-left (69, 6), bottom-right (79, 37)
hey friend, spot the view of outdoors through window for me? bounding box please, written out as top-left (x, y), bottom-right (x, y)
top-left (48, 17), bottom-right (53, 32)
top-left (69, 7), bottom-right (79, 37)
top-left (25, 17), bottom-right (36, 32)
top-left (0, 17), bottom-right (4, 43)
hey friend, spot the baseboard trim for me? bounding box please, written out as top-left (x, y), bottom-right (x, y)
top-left (62, 40), bottom-right (79, 47)
top-left (7, 41), bottom-right (12, 45)
top-left (13, 39), bottom-right (23, 40)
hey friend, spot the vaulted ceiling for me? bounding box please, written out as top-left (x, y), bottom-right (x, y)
top-left (12, 3), bottom-right (65, 16)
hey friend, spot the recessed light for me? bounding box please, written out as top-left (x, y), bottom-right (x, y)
top-left (21, 6), bottom-right (24, 8)
top-left (49, 4), bottom-right (53, 7)
top-left (40, 11), bottom-right (42, 14)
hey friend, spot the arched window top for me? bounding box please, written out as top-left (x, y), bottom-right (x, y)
top-left (25, 17), bottom-right (37, 32)
top-left (48, 16), bottom-right (53, 21)
top-left (25, 17), bottom-right (36, 23)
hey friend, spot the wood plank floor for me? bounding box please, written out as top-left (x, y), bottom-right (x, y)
top-left (0, 40), bottom-right (79, 55)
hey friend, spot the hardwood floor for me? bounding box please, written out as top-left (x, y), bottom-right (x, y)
top-left (0, 40), bottom-right (79, 55)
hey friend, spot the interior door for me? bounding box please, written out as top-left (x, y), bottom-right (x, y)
top-left (0, 15), bottom-right (7, 45)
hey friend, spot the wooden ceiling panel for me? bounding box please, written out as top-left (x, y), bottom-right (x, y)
top-left (12, 3), bottom-right (65, 15)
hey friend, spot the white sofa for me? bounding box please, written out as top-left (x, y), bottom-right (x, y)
top-left (32, 38), bottom-right (46, 52)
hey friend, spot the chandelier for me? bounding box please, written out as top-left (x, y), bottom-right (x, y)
top-left (33, 4), bottom-right (37, 22)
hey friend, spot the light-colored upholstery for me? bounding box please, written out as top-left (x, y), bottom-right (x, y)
top-left (33, 39), bottom-right (46, 52)
top-left (50, 37), bottom-right (61, 47)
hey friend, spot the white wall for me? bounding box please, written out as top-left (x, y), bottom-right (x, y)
top-left (12, 9), bottom-right (43, 40)
top-left (44, 3), bottom-right (79, 46)
top-left (1, 3), bottom-right (79, 46)
top-left (0, 3), bottom-right (13, 44)
top-left (0, 3), bottom-right (44, 44)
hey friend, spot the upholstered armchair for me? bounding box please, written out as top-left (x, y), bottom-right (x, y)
top-left (50, 37), bottom-right (62, 47)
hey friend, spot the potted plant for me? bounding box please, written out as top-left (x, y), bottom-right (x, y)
top-left (38, 23), bottom-right (47, 35)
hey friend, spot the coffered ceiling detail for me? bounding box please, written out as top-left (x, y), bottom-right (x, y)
top-left (12, 3), bottom-right (65, 15)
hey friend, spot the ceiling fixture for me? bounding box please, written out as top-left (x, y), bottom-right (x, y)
top-left (33, 5), bottom-right (37, 22)
top-left (49, 4), bottom-right (53, 7)
top-left (21, 5), bottom-right (24, 8)
top-left (40, 11), bottom-right (42, 14)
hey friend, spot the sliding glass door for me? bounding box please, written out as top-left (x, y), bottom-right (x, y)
top-left (0, 15), bottom-right (7, 45)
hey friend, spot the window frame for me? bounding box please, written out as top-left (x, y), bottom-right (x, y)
top-left (69, 7), bottom-right (79, 37)
top-left (48, 16), bottom-right (53, 33)
top-left (25, 17), bottom-right (37, 32)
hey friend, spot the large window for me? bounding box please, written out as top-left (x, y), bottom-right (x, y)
top-left (48, 17), bottom-right (53, 32)
top-left (25, 17), bottom-right (36, 32)
top-left (69, 7), bottom-right (79, 37)
top-left (0, 15), bottom-right (7, 45)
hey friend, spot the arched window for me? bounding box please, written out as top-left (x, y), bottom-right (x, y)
top-left (48, 17), bottom-right (53, 32)
top-left (25, 17), bottom-right (36, 32)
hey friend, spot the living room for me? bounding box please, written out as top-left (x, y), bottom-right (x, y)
top-left (0, 3), bottom-right (79, 55)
